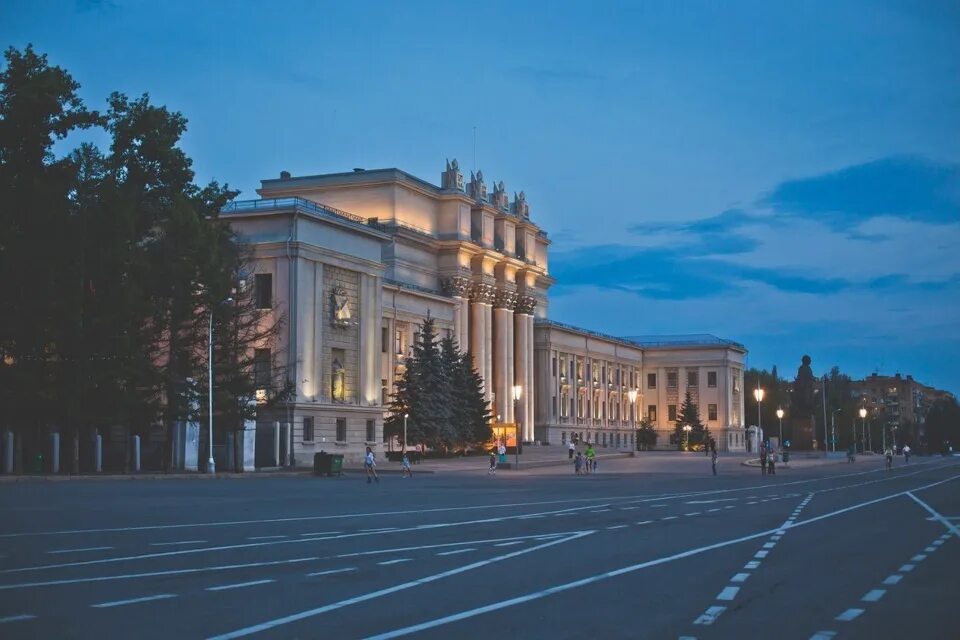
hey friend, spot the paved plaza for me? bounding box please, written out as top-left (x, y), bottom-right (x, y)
top-left (1, 453), bottom-right (958, 639)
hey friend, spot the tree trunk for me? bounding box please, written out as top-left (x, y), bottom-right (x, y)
top-left (71, 424), bottom-right (80, 474)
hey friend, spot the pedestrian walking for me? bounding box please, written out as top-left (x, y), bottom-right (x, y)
top-left (767, 448), bottom-right (776, 475)
top-left (885, 446), bottom-right (893, 470)
top-left (711, 449), bottom-right (718, 476)
top-left (401, 452), bottom-right (412, 478)
top-left (903, 444), bottom-right (911, 463)
top-left (365, 446), bottom-right (379, 484)
top-left (574, 451), bottom-right (584, 475)
top-left (847, 444), bottom-right (855, 463)
top-left (759, 446), bottom-right (767, 476)
top-left (585, 444), bottom-right (596, 474)
top-left (488, 451), bottom-right (497, 475)
top-left (498, 442), bottom-right (507, 465)
top-left (568, 440), bottom-right (575, 460)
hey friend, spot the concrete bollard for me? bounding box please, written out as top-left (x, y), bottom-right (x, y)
top-left (51, 432), bottom-right (60, 474)
top-left (132, 435), bottom-right (141, 473)
top-left (273, 421), bottom-right (281, 467)
top-left (94, 433), bottom-right (102, 473)
top-left (4, 431), bottom-right (14, 473)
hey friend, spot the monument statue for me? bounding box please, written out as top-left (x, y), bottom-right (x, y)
top-left (792, 355), bottom-right (816, 416)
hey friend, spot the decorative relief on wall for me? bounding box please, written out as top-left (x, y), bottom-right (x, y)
top-left (493, 289), bottom-right (518, 310)
top-left (442, 158), bottom-right (464, 191)
top-left (469, 283), bottom-right (495, 304)
top-left (515, 295), bottom-right (537, 315)
top-left (441, 276), bottom-right (472, 298)
top-left (331, 285), bottom-right (352, 327)
top-left (468, 170), bottom-right (488, 202)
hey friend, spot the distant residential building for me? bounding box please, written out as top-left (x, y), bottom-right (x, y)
top-left (850, 373), bottom-right (955, 443)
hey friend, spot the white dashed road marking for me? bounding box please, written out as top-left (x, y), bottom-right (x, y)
top-left (92, 594), bottom-right (177, 608)
top-left (693, 605), bottom-right (726, 625)
top-left (207, 580), bottom-right (275, 591)
top-left (378, 558), bottom-right (412, 565)
top-left (835, 608), bottom-right (864, 622)
top-left (0, 614), bottom-right (36, 624)
top-left (47, 546), bottom-right (112, 554)
top-left (307, 568), bottom-right (356, 577)
top-left (861, 589), bottom-right (886, 602)
top-left (437, 548), bottom-right (476, 556)
top-left (716, 586), bottom-right (739, 601)
top-left (151, 540), bottom-right (207, 547)
top-left (882, 575), bottom-right (902, 585)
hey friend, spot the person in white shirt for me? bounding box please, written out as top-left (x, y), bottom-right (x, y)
top-left (365, 446), bottom-right (379, 484)
top-left (568, 440), bottom-right (576, 460)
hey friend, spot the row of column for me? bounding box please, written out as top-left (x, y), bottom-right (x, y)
top-left (444, 277), bottom-right (536, 442)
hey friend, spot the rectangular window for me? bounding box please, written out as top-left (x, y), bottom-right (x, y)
top-left (708, 404), bottom-right (718, 421)
top-left (648, 373), bottom-right (657, 389)
top-left (253, 349), bottom-right (271, 387)
top-left (336, 418), bottom-right (347, 442)
top-left (552, 396), bottom-right (557, 418)
top-left (668, 404), bottom-right (677, 421)
top-left (667, 372), bottom-right (678, 389)
top-left (648, 405), bottom-right (657, 422)
top-left (561, 431), bottom-right (566, 445)
top-left (586, 363), bottom-right (591, 381)
top-left (552, 357), bottom-right (557, 376)
top-left (394, 328), bottom-right (403, 355)
top-left (708, 371), bottom-right (717, 388)
top-left (688, 371), bottom-right (698, 387)
top-left (366, 419), bottom-right (376, 442)
top-left (254, 273), bottom-right (272, 310)
top-left (381, 379), bottom-right (389, 406)
top-left (381, 327), bottom-right (388, 353)
top-left (303, 417), bottom-right (314, 442)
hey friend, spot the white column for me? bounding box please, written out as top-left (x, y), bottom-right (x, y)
top-left (484, 303), bottom-right (493, 409)
top-left (494, 290), bottom-right (515, 423)
top-left (514, 308), bottom-right (527, 434)
top-left (469, 284), bottom-right (494, 406)
top-left (525, 313), bottom-right (535, 441)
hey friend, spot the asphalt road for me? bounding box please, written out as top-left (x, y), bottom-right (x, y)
top-left (1, 454), bottom-right (958, 640)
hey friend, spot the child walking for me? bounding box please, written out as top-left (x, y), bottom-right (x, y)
top-left (365, 446), bottom-right (379, 484)
top-left (401, 452), bottom-right (412, 478)
top-left (488, 451), bottom-right (497, 475)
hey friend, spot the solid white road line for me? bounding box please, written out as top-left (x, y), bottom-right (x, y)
top-left (92, 594), bottom-right (176, 608)
top-left (0, 614), bottom-right (36, 624)
top-left (835, 608), bottom-right (864, 621)
top-left (716, 586), bottom-right (739, 601)
top-left (300, 532), bottom-right (342, 537)
top-left (693, 605), bottom-right (726, 625)
top-left (377, 559), bottom-right (412, 565)
top-left (248, 535), bottom-right (286, 540)
top-left (861, 589), bottom-right (886, 602)
top-left (494, 541), bottom-right (524, 547)
top-left (207, 579), bottom-right (275, 591)
top-left (150, 540), bottom-right (206, 547)
top-left (47, 546), bottom-right (112, 554)
top-left (882, 575), bottom-right (903, 585)
top-left (206, 531), bottom-right (593, 640)
top-left (307, 568), bottom-right (356, 577)
top-left (0, 557), bottom-right (319, 591)
top-left (436, 549), bottom-right (475, 556)
top-left (361, 528), bottom-right (398, 533)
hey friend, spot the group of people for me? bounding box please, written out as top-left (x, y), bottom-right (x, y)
top-left (758, 443), bottom-right (779, 475)
top-left (573, 443), bottom-right (597, 475)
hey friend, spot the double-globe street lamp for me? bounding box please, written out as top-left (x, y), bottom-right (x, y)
top-left (682, 423), bottom-right (692, 449)
top-left (207, 297), bottom-right (234, 474)
top-left (832, 408), bottom-right (842, 453)
top-left (754, 387), bottom-right (764, 453)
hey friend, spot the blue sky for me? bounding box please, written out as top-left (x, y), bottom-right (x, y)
top-left (3, 0), bottom-right (959, 393)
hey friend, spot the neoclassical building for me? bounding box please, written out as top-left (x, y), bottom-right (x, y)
top-left (221, 161), bottom-right (747, 464)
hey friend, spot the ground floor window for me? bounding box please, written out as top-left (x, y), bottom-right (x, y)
top-left (336, 418), bottom-right (347, 442)
top-left (561, 431), bottom-right (566, 444)
top-left (303, 417), bottom-right (314, 442)
top-left (366, 419), bottom-right (376, 442)
top-left (708, 404), bottom-right (718, 421)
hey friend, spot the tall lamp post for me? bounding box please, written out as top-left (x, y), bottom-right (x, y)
top-left (776, 407), bottom-right (784, 448)
top-left (831, 409), bottom-right (842, 453)
top-left (860, 407), bottom-right (867, 453)
top-left (628, 389), bottom-right (638, 449)
top-left (207, 297), bottom-right (234, 475)
top-left (753, 387), bottom-right (764, 453)
top-left (512, 385), bottom-right (522, 469)
top-left (682, 423), bottom-right (692, 449)
top-left (403, 413), bottom-right (408, 454)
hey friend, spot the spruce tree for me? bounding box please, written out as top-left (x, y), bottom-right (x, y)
top-left (678, 390), bottom-right (706, 449)
top-left (459, 350), bottom-right (492, 448)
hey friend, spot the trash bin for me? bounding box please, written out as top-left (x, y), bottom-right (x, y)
top-left (313, 452), bottom-right (344, 477)
top-left (782, 450), bottom-right (790, 464)
top-left (313, 452), bottom-right (331, 476)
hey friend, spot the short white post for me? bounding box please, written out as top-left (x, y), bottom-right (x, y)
top-left (273, 421), bottom-right (281, 467)
top-left (94, 433), bottom-right (102, 473)
top-left (132, 435), bottom-right (141, 473)
top-left (51, 432), bottom-right (60, 474)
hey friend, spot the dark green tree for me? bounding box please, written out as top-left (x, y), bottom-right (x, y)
top-left (636, 418), bottom-right (657, 451)
top-left (677, 390), bottom-right (705, 450)
top-left (454, 346), bottom-right (492, 449)
top-left (923, 397), bottom-right (960, 454)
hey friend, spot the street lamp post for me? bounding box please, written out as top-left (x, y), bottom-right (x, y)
top-left (753, 387), bottom-right (764, 453)
top-left (403, 413), bottom-right (408, 454)
top-left (682, 424), bottom-right (692, 449)
top-left (831, 409), bottom-right (842, 453)
top-left (776, 407), bottom-right (784, 449)
top-left (860, 407), bottom-right (867, 453)
top-left (512, 385), bottom-right (522, 469)
top-left (207, 297), bottom-right (234, 475)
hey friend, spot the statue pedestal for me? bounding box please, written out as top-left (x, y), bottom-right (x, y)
top-left (790, 415), bottom-right (816, 450)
